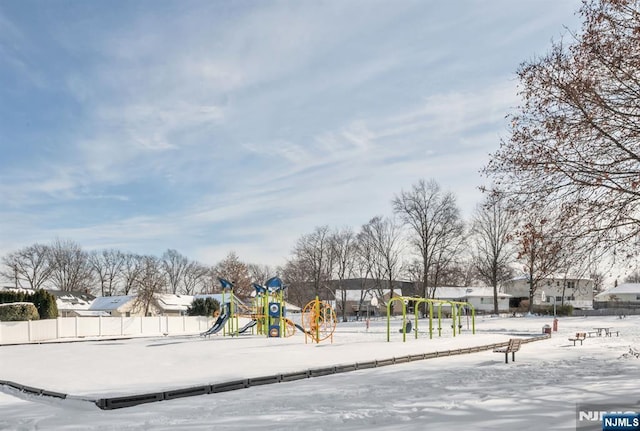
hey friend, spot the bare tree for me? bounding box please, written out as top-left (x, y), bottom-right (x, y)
top-left (88, 249), bottom-right (125, 296)
top-left (514, 209), bottom-right (569, 313)
top-left (392, 179), bottom-right (464, 299)
top-left (280, 258), bottom-right (315, 307)
top-left (484, 0), bottom-right (640, 256)
top-left (0, 244), bottom-right (53, 290)
top-left (352, 225), bottom-right (380, 318)
top-left (212, 251), bottom-right (252, 299)
top-left (359, 216), bottom-right (403, 307)
top-left (330, 226), bottom-right (357, 322)
top-left (471, 193), bottom-right (518, 313)
top-left (48, 239), bottom-right (93, 292)
top-left (247, 263), bottom-right (273, 285)
top-left (161, 249), bottom-right (189, 295)
top-left (290, 225), bottom-right (334, 298)
top-left (181, 261), bottom-right (209, 295)
top-left (133, 255), bottom-right (166, 315)
top-left (121, 253), bottom-right (143, 295)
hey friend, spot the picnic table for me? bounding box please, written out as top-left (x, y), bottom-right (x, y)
top-left (590, 327), bottom-right (618, 337)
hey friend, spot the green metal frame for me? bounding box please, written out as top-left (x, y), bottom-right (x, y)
top-left (386, 296), bottom-right (475, 342)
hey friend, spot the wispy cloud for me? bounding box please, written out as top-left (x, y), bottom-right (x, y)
top-left (0, 0), bottom-right (583, 266)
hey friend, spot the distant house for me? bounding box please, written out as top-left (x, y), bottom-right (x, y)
top-left (332, 287), bottom-right (404, 317)
top-left (48, 290), bottom-right (96, 317)
top-left (1, 286), bottom-right (96, 317)
top-left (429, 287), bottom-right (511, 313)
top-left (89, 295), bottom-right (141, 317)
top-left (155, 294), bottom-right (194, 316)
top-left (90, 294), bottom-right (198, 317)
top-left (502, 274), bottom-right (594, 309)
top-left (594, 283), bottom-right (640, 303)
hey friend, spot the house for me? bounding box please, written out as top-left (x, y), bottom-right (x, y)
top-left (90, 294), bottom-right (198, 317)
top-left (502, 274), bottom-right (594, 309)
top-left (429, 287), bottom-right (511, 313)
top-left (1, 286), bottom-right (96, 317)
top-left (594, 283), bottom-right (640, 305)
top-left (89, 295), bottom-right (142, 317)
top-left (49, 290), bottom-right (96, 317)
top-left (155, 294), bottom-right (194, 316)
top-left (332, 287), bottom-right (404, 317)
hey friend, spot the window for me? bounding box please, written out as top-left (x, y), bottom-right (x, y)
top-left (567, 281), bottom-right (576, 289)
top-left (556, 296), bottom-right (562, 302)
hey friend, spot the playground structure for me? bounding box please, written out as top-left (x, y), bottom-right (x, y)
top-left (300, 296), bottom-right (337, 344)
top-left (200, 277), bottom-right (241, 337)
top-left (386, 296), bottom-right (475, 342)
top-left (200, 277), bottom-right (336, 344)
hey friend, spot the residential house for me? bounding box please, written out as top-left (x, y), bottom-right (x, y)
top-left (89, 295), bottom-right (144, 317)
top-left (48, 290), bottom-right (96, 317)
top-left (502, 274), bottom-right (594, 309)
top-left (155, 294), bottom-right (194, 316)
top-left (1, 286), bottom-right (96, 317)
top-left (594, 283), bottom-right (640, 308)
top-left (430, 287), bottom-right (511, 313)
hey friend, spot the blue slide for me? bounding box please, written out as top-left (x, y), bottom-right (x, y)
top-left (237, 320), bottom-right (258, 334)
top-left (200, 312), bottom-right (230, 337)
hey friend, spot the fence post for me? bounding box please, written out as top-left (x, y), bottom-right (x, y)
top-left (56, 317), bottom-right (61, 340)
top-left (75, 316), bottom-right (79, 338)
top-left (28, 320), bottom-right (32, 342)
top-left (99, 315), bottom-right (102, 336)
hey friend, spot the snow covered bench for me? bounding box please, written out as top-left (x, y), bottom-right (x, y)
top-left (493, 338), bottom-right (522, 364)
top-left (568, 332), bottom-right (586, 346)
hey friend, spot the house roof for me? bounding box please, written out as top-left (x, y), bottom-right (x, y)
top-left (336, 289), bottom-right (403, 302)
top-left (194, 293), bottom-right (247, 307)
top-left (90, 295), bottom-right (135, 311)
top-left (154, 294), bottom-right (194, 312)
top-left (1, 287), bottom-right (96, 311)
top-left (51, 290), bottom-right (96, 311)
top-left (508, 273), bottom-right (593, 282)
top-left (595, 283), bottom-right (640, 299)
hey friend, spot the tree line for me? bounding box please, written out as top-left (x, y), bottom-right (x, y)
top-left (0, 241), bottom-right (273, 302)
top-left (0, 176), bottom-right (616, 317)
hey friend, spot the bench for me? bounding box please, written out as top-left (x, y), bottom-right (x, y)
top-left (587, 331), bottom-right (598, 337)
top-left (493, 338), bottom-right (522, 364)
top-left (568, 332), bottom-right (586, 346)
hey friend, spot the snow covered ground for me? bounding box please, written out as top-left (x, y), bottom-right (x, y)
top-left (1, 314), bottom-right (639, 430)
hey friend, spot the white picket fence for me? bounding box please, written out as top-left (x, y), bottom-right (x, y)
top-left (0, 315), bottom-right (214, 345)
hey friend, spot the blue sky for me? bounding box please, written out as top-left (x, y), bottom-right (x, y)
top-left (0, 0), bottom-right (582, 267)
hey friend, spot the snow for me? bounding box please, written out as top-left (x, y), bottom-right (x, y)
top-left (2, 314), bottom-right (640, 430)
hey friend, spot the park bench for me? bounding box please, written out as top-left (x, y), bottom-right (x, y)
top-left (568, 332), bottom-right (587, 346)
top-left (493, 338), bottom-right (522, 364)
